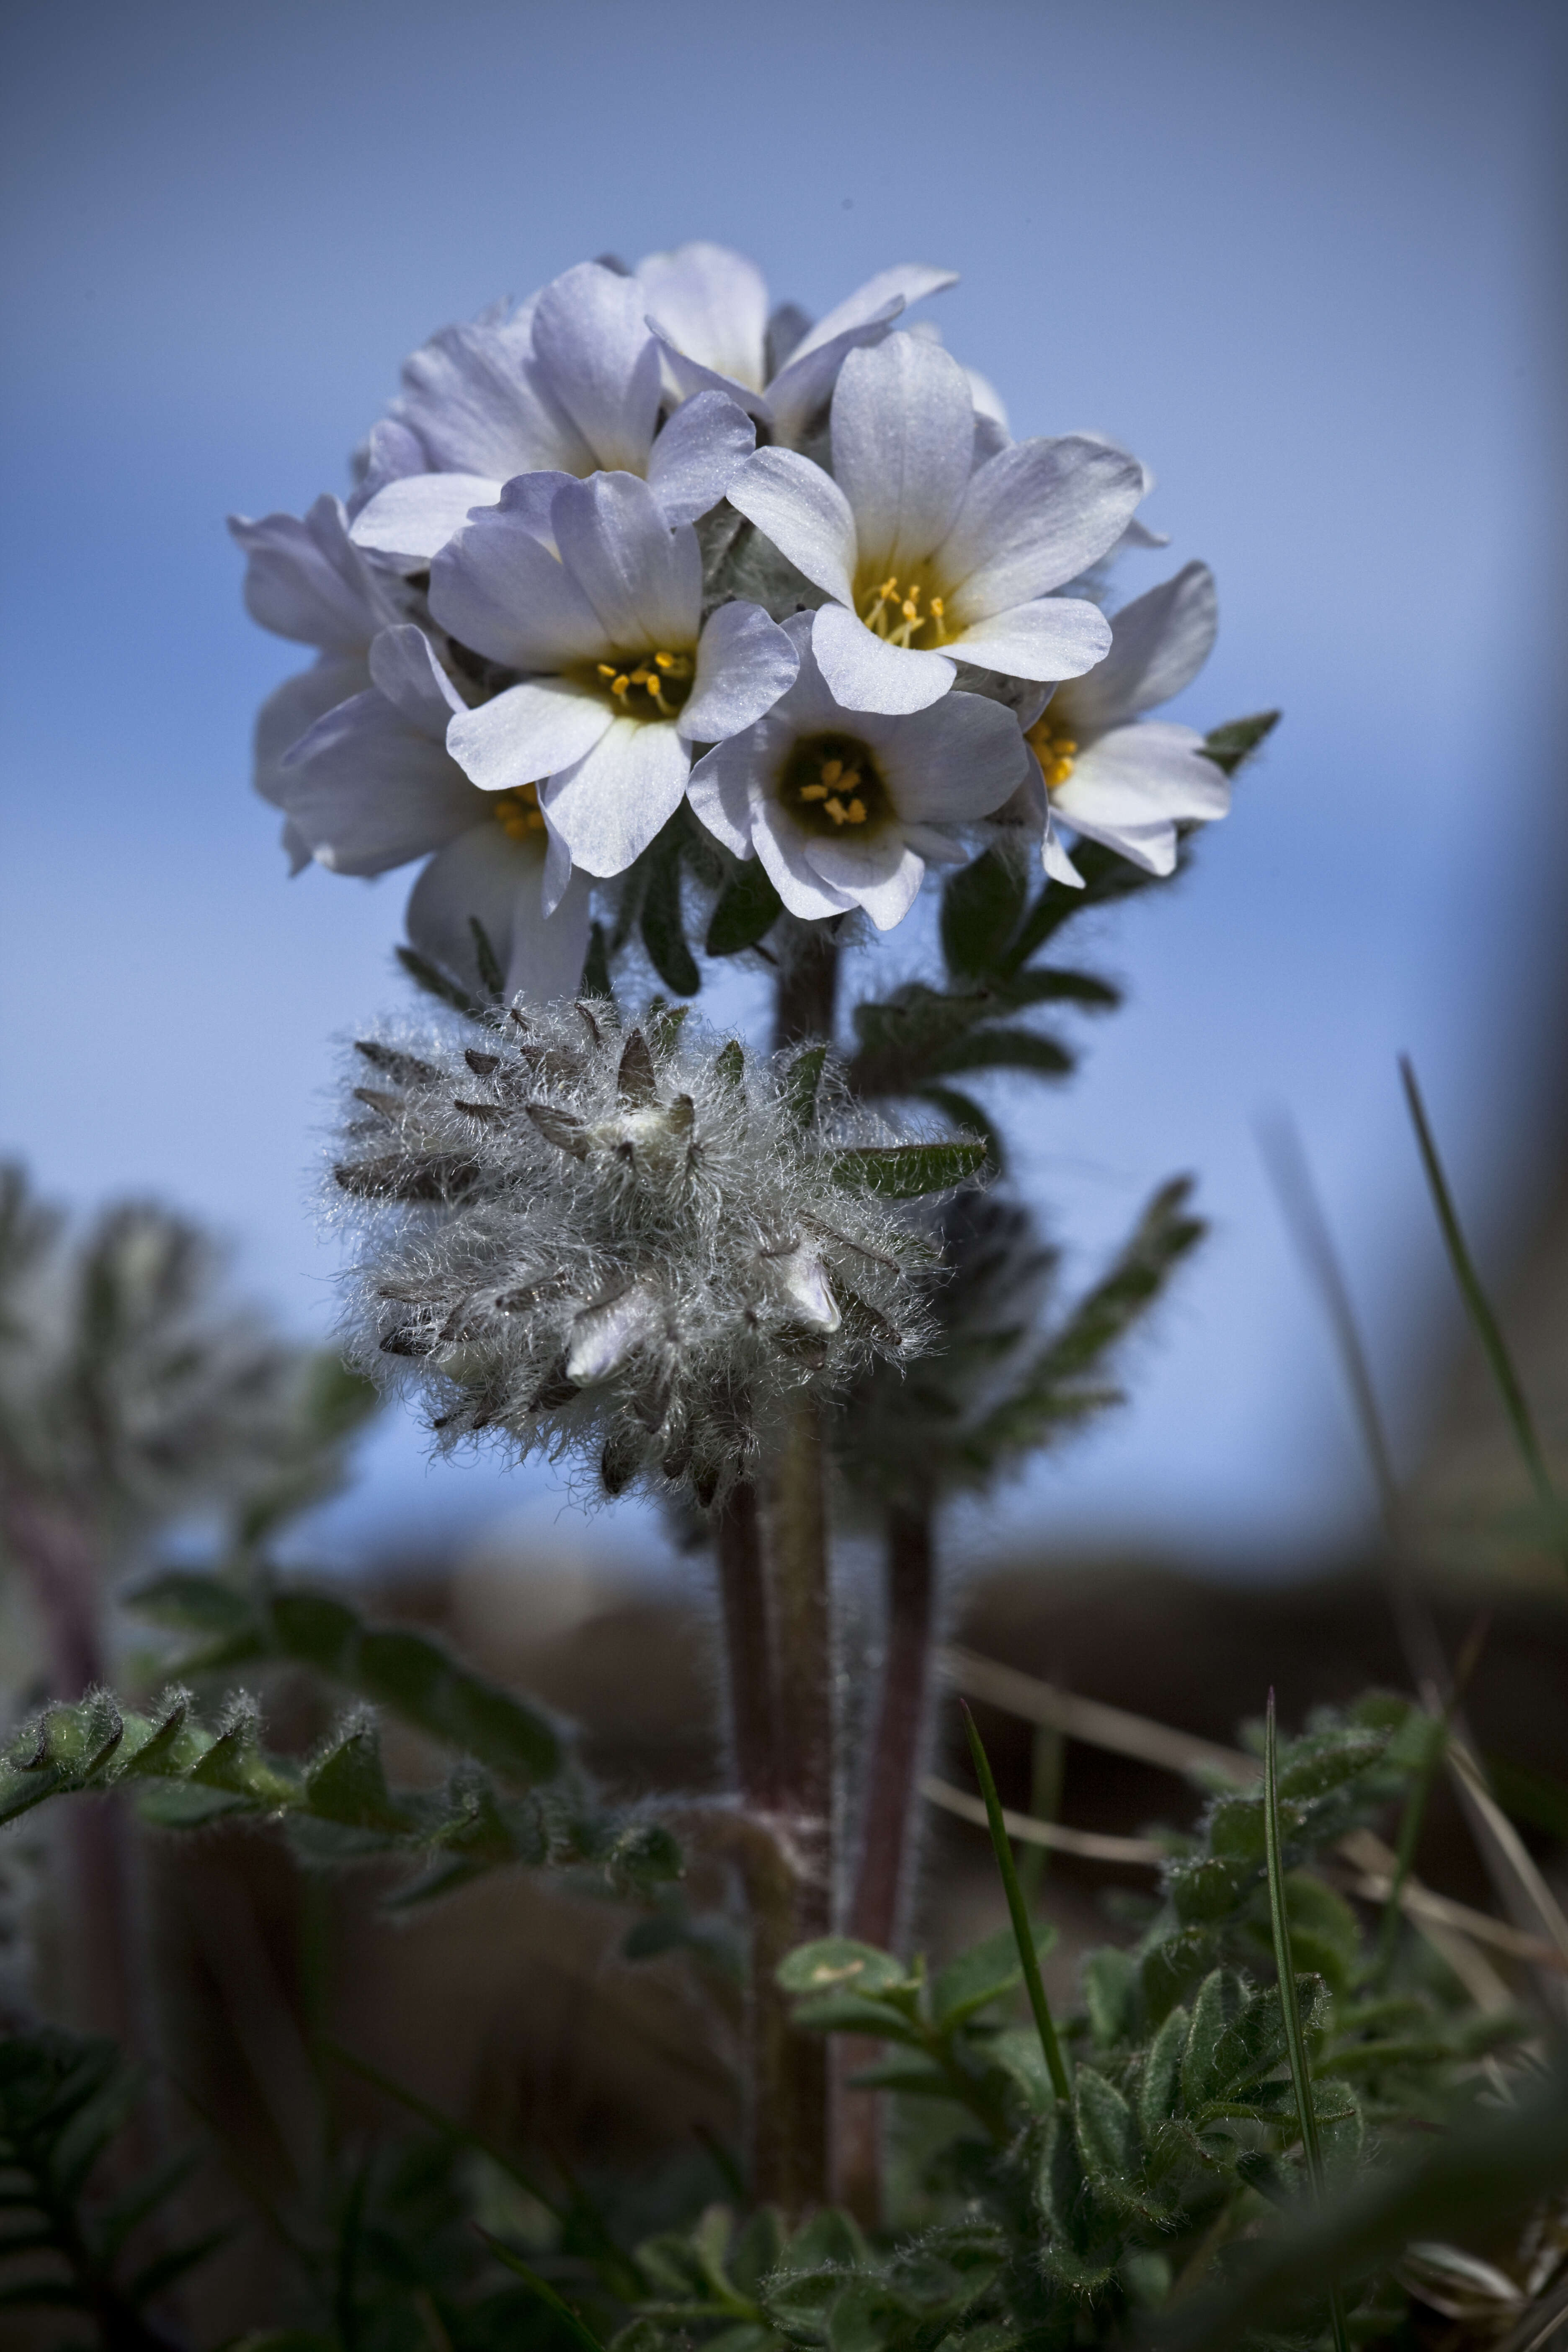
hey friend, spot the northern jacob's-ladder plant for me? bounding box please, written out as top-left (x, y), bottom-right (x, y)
top-left (230, 238), bottom-right (1279, 2219)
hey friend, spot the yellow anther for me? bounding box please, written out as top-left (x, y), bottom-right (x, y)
top-left (929, 596), bottom-right (944, 618)
top-left (611, 674), bottom-right (630, 696)
top-left (901, 598), bottom-right (918, 621)
top-left (629, 668), bottom-right (651, 686)
top-left (820, 758), bottom-right (843, 785)
top-left (840, 769), bottom-right (861, 792)
top-left (800, 782), bottom-right (829, 800)
top-left (654, 650), bottom-right (676, 670)
top-left (880, 577), bottom-right (897, 597)
top-left (845, 798), bottom-right (867, 824)
top-left (597, 662), bottom-right (616, 677)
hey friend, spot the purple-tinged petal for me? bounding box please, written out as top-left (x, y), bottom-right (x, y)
top-left (541, 717), bottom-right (691, 876)
top-left (254, 655), bottom-right (370, 810)
top-left (1058, 563), bottom-right (1218, 737)
top-left (279, 691), bottom-right (484, 877)
top-left (446, 680), bottom-right (611, 793)
top-left (532, 262), bottom-right (663, 473)
top-left (940, 438), bottom-right (1145, 618)
top-left (368, 626), bottom-right (466, 739)
top-left (787, 263), bottom-right (957, 368)
top-left (645, 391), bottom-right (756, 524)
top-left (229, 495), bottom-right (384, 651)
top-left (406, 823), bottom-right (572, 1000)
top-left (429, 506), bottom-right (606, 671)
top-left (829, 335), bottom-right (974, 570)
top-left (550, 473), bottom-right (701, 651)
top-left (350, 472), bottom-right (502, 566)
top-left (727, 449), bottom-right (858, 604)
top-left (949, 596), bottom-right (1112, 683)
top-left (637, 242), bottom-right (770, 393)
top-left (685, 740), bottom-right (758, 856)
top-left (1054, 722), bottom-right (1229, 829)
top-left (876, 692), bottom-right (1031, 823)
top-left (811, 603), bottom-right (954, 715)
top-left (392, 313), bottom-right (593, 480)
top-left (750, 800), bottom-right (857, 922)
top-left (803, 834), bottom-right (925, 931)
top-left (682, 602), bottom-right (799, 742)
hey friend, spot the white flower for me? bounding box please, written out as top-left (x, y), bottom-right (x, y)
top-left (634, 241), bottom-right (957, 448)
top-left (428, 472), bottom-right (799, 880)
top-left (1021, 562), bottom-right (1228, 883)
top-left (727, 333), bottom-right (1145, 717)
top-left (688, 614), bottom-right (1030, 931)
top-left (279, 624), bottom-right (591, 1002)
top-left (228, 495), bottom-right (407, 862)
top-left (351, 262), bottom-right (757, 566)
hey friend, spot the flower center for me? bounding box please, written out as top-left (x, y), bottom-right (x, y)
top-left (779, 733), bottom-right (892, 836)
top-left (575, 648), bottom-right (695, 722)
top-left (493, 782), bottom-right (547, 840)
top-left (856, 570), bottom-right (952, 652)
top-left (1026, 712), bottom-right (1078, 793)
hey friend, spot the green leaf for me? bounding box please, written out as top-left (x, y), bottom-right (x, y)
top-left (1137, 2004), bottom-right (1188, 2134)
top-left (1081, 1947), bottom-right (1139, 2049)
top-left (926, 1025), bottom-right (1074, 1081)
top-left (1202, 710), bottom-right (1280, 776)
top-left (580, 921), bottom-right (613, 1002)
top-left (396, 943), bottom-right (482, 1017)
top-left (931, 1922), bottom-right (1058, 2028)
top-left (1179, 1969), bottom-right (1248, 2110)
top-left (305, 1720), bottom-right (417, 1834)
top-left (1073, 2067), bottom-right (1140, 2196)
top-left (785, 1042), bottom-right (829, 1127)
top-left (714, 1039), bottom-right (745, 1088)
top-left (828, 1142), bottom-right (986, 1199)
top-left (706, 860), bottom-right (784, 956)
top-left (777, 1938), bottom-right (912, 1999)
top-left (940, 843), bottom-right (1031, 979)
top-left (641, 832), bottom-right (701, 998)
top-left (468, 915), bottom-right (506, 1001)
top-left (1275, 1726), bottom-right (1387, 1800)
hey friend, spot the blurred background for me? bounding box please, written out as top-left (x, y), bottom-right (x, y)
top-left (4, 0), bottom-right (1565, 1578)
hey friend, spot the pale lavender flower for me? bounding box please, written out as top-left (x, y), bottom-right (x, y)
top-left (430, 472), bottom-right (799, 881)
top-left (688, 614), bottom-right (1031, 930)
top-left (727, 333), bottom-right (1145, 716)
top-left (1021, 562), bottom-right (1228, 883)
top-left (277, 625), bottom-right (592, 1002)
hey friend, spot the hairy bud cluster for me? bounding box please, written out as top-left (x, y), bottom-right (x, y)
top-left (332, 1002), bottom-right (937, 1504)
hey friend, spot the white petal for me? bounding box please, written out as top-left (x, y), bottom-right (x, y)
top-left (940, 438), bottom-right (1146, 618)
top-left (508, 863), bottom-right (594, 1004)
top-left (531, 262), bottom-right (663, 473)
top-left (685, 740), bottom-right (758, 856)
top-left (787, 263), bottom-right (957, 367)
top-left (429, 507), bottom-right (607, 671)
top-left (368, 625), bottom-right (466, 740)
top-left (407, 824), bottom-right (568, 999)
top-left (1054, 723), bottom-right (1230, 829)
top-left (751, 802), bottom-right (857, 922)
top-left (637, 242), bottom-right (770, 392)
top-left (446, 680), bottom-right (611, 793)
top-left (645, 390), bottom-right (756, 525)
top-left (1042, 818), bottom-right (1085, 887)
top-left (1057, 562), bottom-right (1218, 736)
top-left (811, 603), bottom-right (954, 714)
top-left (648, 330), bottom-right (773, 424)
top-left (682, 602), bottom-right (799, 742)
top-left (350, 473), bottom-right (502, 566)
top-left (950, 596), bottom-right (1112, 683)
top-left (281, 691), bottom-right (482, 876)
top-left (804, 833), bottom-right (925, 931)
top-left (351, 419), bottom-right (425, 514)
top-left (550, 472), bottom-right (701, 651)
top-left (228, 495), bottom-right (381, 651)
top-left (253, 655), bottom-right (370, 808)
top-left (392, 313), bottom-right (593, 479)
top-left (876, 691), bottom-right (1032, 823)
top-left (565, 1281), bottom-right (662, 1385)
top-left (829, 335), bottom-right (974, 570)
top-left (727, 449), bottom-right (858, 604)
top-left (542, 717), bottom-right (690, 875)
top-left (491, 468), bottom-right (579, 553)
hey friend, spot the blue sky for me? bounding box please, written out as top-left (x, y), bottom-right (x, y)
top-left (2, 0), bottom-right (1563, 1574)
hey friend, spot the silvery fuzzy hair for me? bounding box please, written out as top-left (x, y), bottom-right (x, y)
top-left (331, 1001), bottom-right (946, 1506)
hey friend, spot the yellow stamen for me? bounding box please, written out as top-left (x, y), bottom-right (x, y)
top-left (820, 758), bottom-right (843, 785)
top-left (825, 796), bottom-right (849, 824)
top-left (597, 663), bottom-right (616, 677)
top-left (929, 596), bottom-right (944, 617)
top-left (845, 797), bottom-right (866, 824)
top-left (800, 782), bottom-right (829, 800)
top-left (611, 674), bottom-right (630, 696)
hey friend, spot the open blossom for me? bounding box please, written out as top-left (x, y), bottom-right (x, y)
top-left (1021, 561), bottom-right (1228, 883)
top-left (636, 242), bottom-right (956, 448)
top-left (228, 495), bottom-right (410, 858)
top-left (727, 333), bottom-right (1145, 716)
top-left (429, 471), bottom-right (799, 879)
top-left (277, 625), bottom-right (592, 1002)
top-left (351, 262), bottom-right (758, 566)
top-left (688, 613), bottom-right (1030, 930)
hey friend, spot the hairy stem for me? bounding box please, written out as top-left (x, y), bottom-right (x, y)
top-left (851, 1499), bottom-right (938, 1951)
top-left (714, 1478), bottom-right (776, 1806)
top-left (772, 917), bottom-right (841, 1050)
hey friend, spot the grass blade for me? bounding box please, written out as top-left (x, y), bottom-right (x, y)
top-left (1264, 1690), bottom-right (1349, 2352)
top-left (476, 2231), bottom-right (607, 2352)
top-left (959, 1701), bottom-right (1070, 2100)
top-left (1400, 1057), bottom-right (1562, 1538)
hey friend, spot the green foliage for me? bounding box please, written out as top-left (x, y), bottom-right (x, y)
top-left (128, 1567), bottom-right (560, 1785)
top-left (0, 2028), bottom-right (221, 2341)
top-left (1201, 710), bottom-right (1280, 777)
top-left (706, 861), bottom-right (784, 957)
top-left (839, 1181), bottom-right (1205, 1509)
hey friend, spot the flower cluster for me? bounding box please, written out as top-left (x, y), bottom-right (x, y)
top-left (233, 242), bottom-right (1231, 1003)
top-left (332, 1001), bottom-right (939, 1503)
